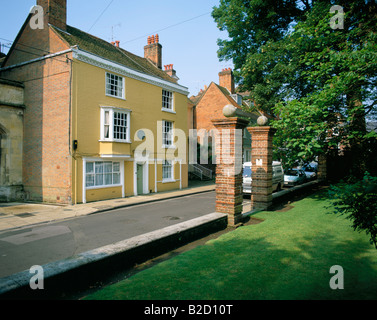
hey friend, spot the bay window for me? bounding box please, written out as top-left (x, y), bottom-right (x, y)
top-left (100, 107), bottom-right (131, 143)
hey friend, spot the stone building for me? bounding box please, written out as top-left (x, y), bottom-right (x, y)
top-left (0, 78), bottom-right (24, 201)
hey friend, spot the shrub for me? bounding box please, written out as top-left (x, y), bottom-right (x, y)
top-left (328, 172), bottom-right (377, 249)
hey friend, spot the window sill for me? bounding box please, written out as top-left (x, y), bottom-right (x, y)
top-left (105, 94), bottom-right (126, 101)
top-left (99, 139), bottom-right (132, 144)
top-left (86, 184), bottom-right (122, 190)
top-left (162, 179), bottom-right (176, 184)
top-left (162, 145), bottom-right (177, 149)
top-left (161, 108), bottom-right (176, 114)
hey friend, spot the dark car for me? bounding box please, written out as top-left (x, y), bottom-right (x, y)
top-left (302, 164), bottom-right (318, 181)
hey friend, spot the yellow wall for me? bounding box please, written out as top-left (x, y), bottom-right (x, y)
top-left (71, 59), bottom-right (188, 203)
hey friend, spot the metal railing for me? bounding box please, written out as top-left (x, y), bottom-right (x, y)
top-left (189, 164), bottom-right (213, 180)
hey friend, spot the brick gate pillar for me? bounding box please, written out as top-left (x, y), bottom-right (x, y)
top-left (247, 125), bottom-right (277, 211)
top-left (212, 117), bottom-right (249, 226)
top-left (317, 154), bottom-right (327, 181)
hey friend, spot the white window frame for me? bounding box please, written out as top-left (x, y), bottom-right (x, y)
top-left (85, 160), bottom-right (122, 189)
top-left (162, 120), bottom-right (174, 148)
top-left (106, 72), bottom-right (125, 99)
top-left (162, 89), bottom-right (175, 113)
top-left (162, 160), bottom-right (174, 182)
top-left (82, 158), bottom-right (126, 203)
top-left (100, 107), bottom-right (131, 143)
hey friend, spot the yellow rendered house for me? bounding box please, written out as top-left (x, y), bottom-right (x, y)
top-left (0, 0), bottom-right (189, 204)
top-left (69, 33), bottom-right (189, 204)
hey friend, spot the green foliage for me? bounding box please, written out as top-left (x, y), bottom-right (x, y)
top-left (213, 0), bottom-right (377, 168)
top-left (271, 100), bottom-right (327, 168)
top-left (329, 172), bottom-right (377, 248)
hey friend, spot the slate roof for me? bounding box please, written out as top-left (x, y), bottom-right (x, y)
top-left (51, 25), bottom-right (176, 84)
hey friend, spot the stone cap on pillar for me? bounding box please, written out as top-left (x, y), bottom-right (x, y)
top-left (223, 104), bottom-right (259, 121)
top-left (247, 126), bottom-right (277, 136)
top-left (212, 117), bottom-right (249, 129)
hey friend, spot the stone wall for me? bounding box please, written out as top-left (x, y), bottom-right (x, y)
top-left (0, 79), bottom-right (25, 201)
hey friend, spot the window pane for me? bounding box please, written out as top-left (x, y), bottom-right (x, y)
top-left (95, 174), bottom-right (103, 186)
top-left (113, 173), bottom-right (120, 185)
top-left (104, 173), bottom-right (112, 185)
top-left (104, 125), bottom-right (110, 139)
top-left (86, 162), bottom-right (94, 174)
top-left (104, 111), bottom-right (110, 125)
top-left (86, 174), bottom-right (94, 187)
top-left (113, 162), bottom-right (120, 172)
top-left (104, 162), bottom-right (112, 173)
top-left (95, 162), bottom-right (103, 173)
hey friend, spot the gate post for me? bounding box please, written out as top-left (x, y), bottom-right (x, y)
top-left (247, 125), bottom-right (277, 211)
top-left (212, 117), bottom-right (249, 226)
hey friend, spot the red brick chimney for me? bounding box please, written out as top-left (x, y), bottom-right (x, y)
top-left (37, 0), bottom-right (67, 31)
top-left (144, 34), bottom-right (162, 69)
top-left (219, 68), bottom-right (235, 94)
top-left (164, 64), bottom-right (179, 83)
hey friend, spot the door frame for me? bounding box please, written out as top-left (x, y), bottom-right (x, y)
top-left (134, 160), bottom-right (149, 196)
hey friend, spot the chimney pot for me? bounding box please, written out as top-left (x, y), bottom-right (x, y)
top-left (219, 68), bottom-right (235, 94)
top-left (115, 41), bottom-right (120, 47)
top-left (144, 34), bottom-right (162, 69)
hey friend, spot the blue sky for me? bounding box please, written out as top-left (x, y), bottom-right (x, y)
top-left (0, 0), bottom-right (233, 96)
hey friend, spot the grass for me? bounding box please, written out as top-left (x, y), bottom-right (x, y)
top-left (84, 190), bottom-right (377, 300)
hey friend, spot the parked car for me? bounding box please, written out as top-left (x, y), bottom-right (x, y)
top-left (302, 163), bottom-right (318, 181)
top-left (243, 161), bottom-right (284, 194)
top-left (284, 168), bottom-right (307, 187)
top-left (242, 163), bottom-right (252, 194)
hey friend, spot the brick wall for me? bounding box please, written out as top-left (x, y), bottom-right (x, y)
top-left (1, 6), bottom-right (73, 203)
top-left (195, 83), bottom-right (233, 133)
top-left (1, 53), bottom-right (73, 204)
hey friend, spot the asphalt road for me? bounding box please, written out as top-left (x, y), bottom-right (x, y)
top-left (0, 191), bottom-right (216, 279)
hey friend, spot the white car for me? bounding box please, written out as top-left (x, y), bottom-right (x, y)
top-left (284, 169), bottom-right (307, 187)
top-left (242, 161), bottom-right (284, 194)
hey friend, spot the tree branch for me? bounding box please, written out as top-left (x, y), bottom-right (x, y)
top-left (364, 99), bottom-right (377, 116)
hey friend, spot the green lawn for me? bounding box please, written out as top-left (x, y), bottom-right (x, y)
top-left (84, 190), bottom-right (377, 300)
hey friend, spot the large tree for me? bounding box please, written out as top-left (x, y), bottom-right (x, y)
top-left (213, 0), bottom-right (377, 174)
